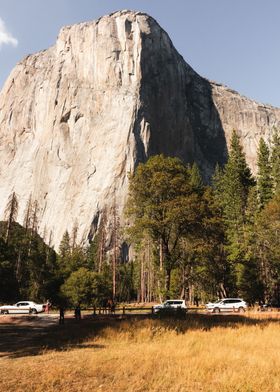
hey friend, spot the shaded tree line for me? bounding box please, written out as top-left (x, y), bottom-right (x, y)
top-left (1, 128), bottom-right (280, 306)
top-left (0, 194), bottom-right (59, 303)
top-left (127, 129), bottom-right (280, 305)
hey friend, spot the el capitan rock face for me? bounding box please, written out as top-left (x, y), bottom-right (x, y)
top-left (0, 10), bottom-right (279, 248)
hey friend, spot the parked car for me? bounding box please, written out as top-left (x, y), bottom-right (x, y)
top-left (205, 298), bottom-right (247, 313)
top-left (0, 301), bottom-right (45, 314)
top-left (153, 299), bottom-right (187, 313)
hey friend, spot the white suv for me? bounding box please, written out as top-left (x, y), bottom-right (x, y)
top-left (206, 298), bottom-right (247, 313)
top-left (153, 299), bottom-right (187, 313)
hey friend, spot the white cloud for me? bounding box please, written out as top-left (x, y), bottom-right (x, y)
top-left (0, 17), bottom-right (18, 49)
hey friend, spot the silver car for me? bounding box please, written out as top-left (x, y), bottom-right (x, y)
top-left (153, 299), bottom-right (187, 313)
top-left (206, 298), bottom-right (247, 313)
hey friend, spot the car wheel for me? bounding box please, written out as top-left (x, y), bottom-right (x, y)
top-left (4, 310), bottom-right (9, 315)
top-left (213, 307), bottom-right (220, 314)
top-left (238, 307), bottom-right (245, 313)
top-left (31, 308), bottom-right (37, 314)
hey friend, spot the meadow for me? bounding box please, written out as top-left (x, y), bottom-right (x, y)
top-left (1, 313), bottom-right (280, 392)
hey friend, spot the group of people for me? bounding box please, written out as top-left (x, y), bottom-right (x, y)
top-left (59, 304), bottom-right (82, 325)
top-left (46, 298), bottom-right (117, 325)
top-left (58, 304), bottom-right (82, 324)
top-left (43, 299), bottom-right (82, 324)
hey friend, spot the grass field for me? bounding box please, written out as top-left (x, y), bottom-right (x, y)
top-left (1, 313), bottom-right (280, 392)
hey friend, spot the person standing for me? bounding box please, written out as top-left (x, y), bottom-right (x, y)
top-left (74, 304), bottom-right (81, 321)
top-left (45, 299), bottom-right (51, 314)
top-left (59, 306), bottom-right (65, 325)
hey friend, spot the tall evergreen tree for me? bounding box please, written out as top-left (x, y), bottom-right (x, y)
top-left (223, 131), bottom-right (254, 226)
top-left (213, 131), bottom-right (255, 292)
top-left (59, 231), bottom-right (71, 258)
top-left (71, 220), bottom-right (79, 250)
top-left (271, 128), bottom-right (280, 194)
top-left (241, 186), bottom-right (264, 303)
top-left (257, 137), bottom-right (272, 208)
top-left (254, 193), bottom-right (280, 303)
top-left (4, 192), bottom-right (19, 244)
top-left (58, 231), bottom-right (71, 277)
top-left (23, 194), bottom-right (33, 230)
top-left (190, 163), bottom-right (204, 192)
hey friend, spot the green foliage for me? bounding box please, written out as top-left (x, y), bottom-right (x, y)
top-left (61, 267), bottom-right (97, 306)
top-left (220, 130), bottom-right (254, 226)
top-left (126, 155), bottom-right (232, 300)
top-left (4, 192), bottom-right (19, 244)
top-left (212, 131), bottom-right (255, 292)
top-left (0, 221), bottom-right (59, 303)
top-left (238, 259), bottom-right (264, 305)
top-left (61, 267), bottom-right (113, 306)
top-left (116, 262), bottom-right (136, 302)
top-left (127, 155), bottom-right (207, 295)
top-left (271, 128), bottom-right (280, 193)
top-left (257, 137), bottom-right (272, 208)
top-left (0, 237), bottom-right (19, 301)
top-left (57, 231), bottom-right (93, 278)
top-left (254, 193), bottom-right (280, 301)
top-left (2, 134), bottom-right (280, 307)
top-left (190, 163), bottom-right (204, 193)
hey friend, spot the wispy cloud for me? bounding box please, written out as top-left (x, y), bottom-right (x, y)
top-left (0, 17), bottom-right (18, 49)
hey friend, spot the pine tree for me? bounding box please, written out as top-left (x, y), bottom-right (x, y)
top-left (241, 186), bottom-right (264, 303)
top-left (30, 200), bottom-right (39, 234)
top-left (26, 199), bottom-right (40, 256)
top-left (4, 192), bottom-right (19, 244)
top-left (221, 130), bottom-right (254, 236)
top-left (190, 163), bottom-right (204, 192)
top-left (271, 128), bottom-right (280, 194)
top-left (212, 164), bottom-right (224, 210)
top-left (257, 137), bottom-right (272, 208)
top-left (23, 194), bottom-right (33, 230)
top-left (58, 231), bottom-right (71, 277)
top-left (255, 193), bottom-right (280, 302)
top-left (59, 231), bottom-right (71, 258)
top-left (213, 131), bottom-right (255, 293)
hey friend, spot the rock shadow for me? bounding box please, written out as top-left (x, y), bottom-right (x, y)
top-left (133, 16), bottom-right (228, 180)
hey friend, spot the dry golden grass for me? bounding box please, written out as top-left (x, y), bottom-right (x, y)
top-left (1, 314), bottom-right (280, 392)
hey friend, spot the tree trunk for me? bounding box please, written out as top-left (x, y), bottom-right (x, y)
top-left (165, 268), bottom-right (171, 295)
top-left (180, 266), bottom-right (186, 299)
top-left (112, 252), bottom-right (116, 301)
top-left (159, 239), bottom-right (163, 271)
top-left (140, 252), bottom-right (145, 302)
top-left (219, 282), bottom-right (227, 298)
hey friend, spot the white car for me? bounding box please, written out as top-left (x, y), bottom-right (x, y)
top-left (205, 298), bottom-right (247, 313)
top-left (0, 301), bottom-right (45, 314)
top-left (153, 299), bottom-right (187, 313)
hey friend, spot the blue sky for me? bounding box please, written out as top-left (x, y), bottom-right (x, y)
top-left (0, 0), bottom-right (279, 107)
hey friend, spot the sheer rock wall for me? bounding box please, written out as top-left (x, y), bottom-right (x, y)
top-left (0, 10), bottom-right (279, 247)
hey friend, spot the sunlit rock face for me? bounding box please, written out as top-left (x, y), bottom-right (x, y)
top-left (0, 10), bottom-right (279, 248)
top-left (211, 82), bottom-right (280, 173)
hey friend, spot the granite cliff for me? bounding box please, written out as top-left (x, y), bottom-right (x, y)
top-left (0, 10), bottom-right (279, 248)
